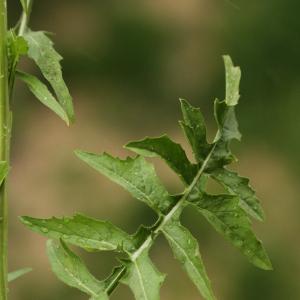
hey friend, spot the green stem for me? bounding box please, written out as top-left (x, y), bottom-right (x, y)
top-left (0, 1), bottom-right (33, 298)
top-left (8, 0), bottom-right (33, 97)
top-left (0, 0), bottom-right (10, 298)
top-left (18, 0), bottom-right (33, 36)
top-left (107, 144), bottom-right (216, 296)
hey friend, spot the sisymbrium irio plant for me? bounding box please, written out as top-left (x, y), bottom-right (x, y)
top-left (0, 0), bottom-right (74, 298)
top-left (22, 56), bottom-right (272, 300)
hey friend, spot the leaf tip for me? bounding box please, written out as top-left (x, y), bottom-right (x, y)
top-left (19, 216), bottom-right (32, 227)
top-left (74, 149), bottom-right (85, 159)
top-left (223, 54), bottom-right (241, 106)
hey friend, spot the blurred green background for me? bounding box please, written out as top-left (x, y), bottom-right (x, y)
top-left (7, 0), bottom-right (300, 299)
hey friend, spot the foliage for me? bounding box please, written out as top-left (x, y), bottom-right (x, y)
top-left (7, 6), bottom-right (74, 125)
top-left (0, 0), bottom-right (75, 296)
top-left (22, 56), bottom-right (272, 299)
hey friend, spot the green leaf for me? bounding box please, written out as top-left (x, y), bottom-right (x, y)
top-left (103, 265), bottom-right (126, 295)
top-left (7, 30), bottom-right (28, 77)
top-left (19, 0), bottom-right (29, 14)
top-left (75, 151), bottom-right (173, 214)
top-left (47, 240), bottom-right (108, 300)
top-left (223, 55), bottom-right (241, 106)
top-left (211, 168), bottom-right (265, 221)
top-left (121, 249), bottom-right (165, 300)
top-left (7, 30), bottom-right (28, 57)
top-left (162, 216), bottom-right (216, 300)
top-left (16, 71), bottom-right (70, 125)
top-left (205, 56), bottom-right (241, 169)
top-left (0, 161), bottom-right (9, 185)
top-left (8, 268), bottom-right (32, 283)
top-left (190, 193), bottom-right (272, 270)
top-left (23, 30), bottom-right (74, 122)
top-left (125, 135), bottom-right (197, 184)
top-left (179, 99), bottom-right (211, 163)
top-left (21, 214), bottom-right (134, 252)
top-left (214, 98), bottom-right (241, 142)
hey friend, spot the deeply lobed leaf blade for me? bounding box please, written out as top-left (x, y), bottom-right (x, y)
top-left (179, 99), bottom-right (211, 163)
top-left (189, 193), bottom-right (272, 270)
top-left (125, 135), bottom-right (197, 184)
top-left (210, 168), bottom-right (265, 221)
top-left (21, 214), bottom-right (134, 252)
top-left (47, 240), bottom-right (108, 299)
top-left (75, 151), bottom-right (173, 214)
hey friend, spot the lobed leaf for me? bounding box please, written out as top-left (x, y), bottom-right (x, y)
top-left (23, 55), bottom-right (271, 298)
top-left (16, 71), bottom-right (70, 125)
top-left (121, 250), bottom-right (165, 300)
top-left (8, 268), bottom-right (32, 283)
top-left (179, 99), bottom-right (211, 163)
top-left (207, 56), bottom-right (242, 169)
top-left (162, 215), bottom-right (216, 300)
top-left (75, 151), bottom-right (173, 214)
top-left (47, 240), bottom-right (108, 300)
top-left (189, 192), bottom-right (272, 270)
top-left (21, 214), bottom-right (134, 252)
top-left (125, 135), bottom-right (197, 184)
top-left (23, 30), bottom-right (74, 122)
top-left (210, 168), bottom-right (265, 221)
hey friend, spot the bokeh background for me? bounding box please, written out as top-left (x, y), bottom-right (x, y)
top-left (7, 0), bottom-right (300, 299)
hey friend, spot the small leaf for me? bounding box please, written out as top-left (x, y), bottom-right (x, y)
top-left (190, 193), bottom-right (272, 270)
top-left (7, 30), bottom-right (28, 77)
top-left (75, 151), bottom-right (173, 214)
top-left (8, 268), bottom-right (32, 283)
top-left (21, 214), bottom-right (134, 252)
top-left (7, 31), bottom-right (28, 57)
top-left (121, 249), bottom-right (165, 300)
top-left (162, 216), bottom-right (216, 300)
top-left (211, 168), bottom-right (265, 221)
top-left (47, 240), bottom-right (108, 300)
top-left (223, 55), bottom-right (241, 106)
top-left (23, 30), bottom-right (74, 122)
top-left (16, 71), bottom-right (70, 125)
top-left (125, 135), bottom-right (197, 184)
top-left (179, 99), bottom-right (211, 163)
top-left (0, 161), bottom-right (9, 185)
top-left (214, 98), bottom-right (241, 142)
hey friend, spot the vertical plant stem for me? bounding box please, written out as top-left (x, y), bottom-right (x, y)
top-left (0, 0), bottom-right (10, 299)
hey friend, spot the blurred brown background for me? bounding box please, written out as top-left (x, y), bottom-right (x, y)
top-left (7, 0), bottom-right (300, 299)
